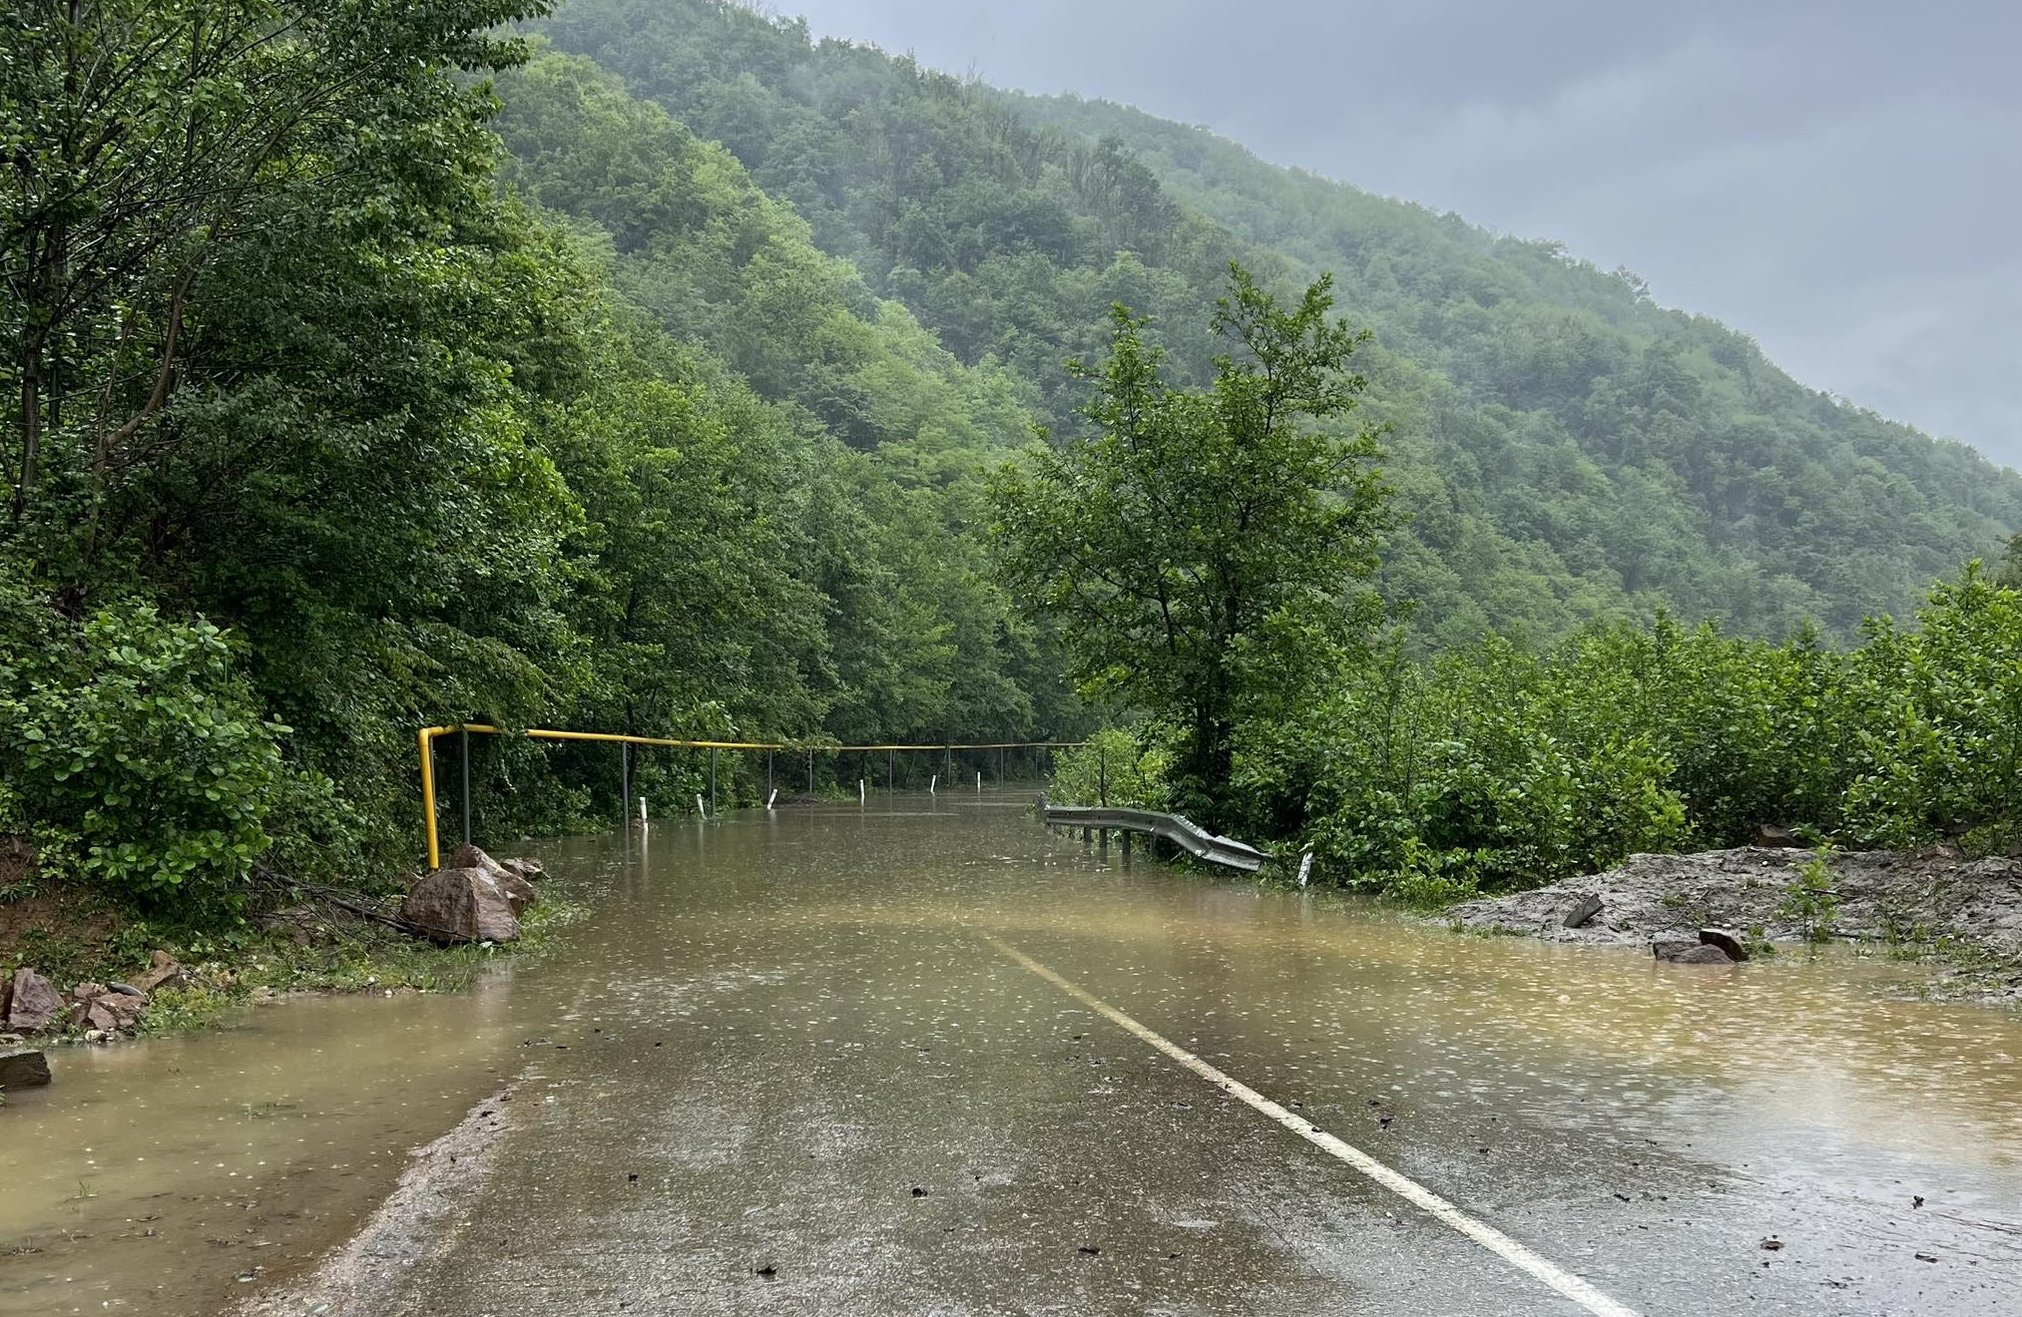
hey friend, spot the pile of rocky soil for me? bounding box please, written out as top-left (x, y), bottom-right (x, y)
top-left (1446, 846), bottom-right (2022, 993)
top-left (2, 951), bottom-right (188, 1038)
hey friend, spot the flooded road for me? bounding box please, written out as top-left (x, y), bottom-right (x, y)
top-left (5, 791), bottom-right (2021, 1314)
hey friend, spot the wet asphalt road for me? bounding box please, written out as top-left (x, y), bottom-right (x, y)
top-left (331, 794), bottom-right (2022, 1316)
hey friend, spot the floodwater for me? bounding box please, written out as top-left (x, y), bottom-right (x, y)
top-left (3, 791), bottom-right (2020, 1315)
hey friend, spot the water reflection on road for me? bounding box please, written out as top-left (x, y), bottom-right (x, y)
top-left (3, 791), bottom-right (2018, 1315)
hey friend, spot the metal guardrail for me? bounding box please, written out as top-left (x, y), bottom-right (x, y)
top-left (1040, 802), bottom-right (1270, 873)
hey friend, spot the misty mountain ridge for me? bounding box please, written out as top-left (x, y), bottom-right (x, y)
top-left (529, 0), bottom-right (2022, 643)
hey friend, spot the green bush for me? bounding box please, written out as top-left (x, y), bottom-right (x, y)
top-left (1, 586), bottom-right (342, 915)
top-left (1266, 630), bottom-right (1686, 893)
top-left (1256, 568), bottom-right (2022, 901)
top-left (1778, 848), bottom-right (1843, 944)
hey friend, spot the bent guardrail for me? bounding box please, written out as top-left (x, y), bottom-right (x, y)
top-left (1039, 802), bottom-right (1270, 873)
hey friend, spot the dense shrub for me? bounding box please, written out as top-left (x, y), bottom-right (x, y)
top-left (0, 582), bottom-right (351, 915)
top-left (1216, 568), bottom-right (2022, 899)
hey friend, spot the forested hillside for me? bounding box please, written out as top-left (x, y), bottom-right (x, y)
top-left (1, 1), bottom-right (1066, 918)
top-left (537, 0), bottom-right (2022, 643)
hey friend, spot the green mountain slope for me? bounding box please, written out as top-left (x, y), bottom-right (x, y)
top-left (1011, 92), bottom-right (2022, 630)
top-left (489, 50), bottom-right (1070, 743)
top-left (532, 0), bottom-right (2022, 642)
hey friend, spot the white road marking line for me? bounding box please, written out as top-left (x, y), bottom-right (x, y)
top-left (984, 934), bottom-right (1644, 1317)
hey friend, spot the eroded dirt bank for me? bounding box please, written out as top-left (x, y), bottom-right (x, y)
top-left (1447, 846), bottom-right (2022, 1000)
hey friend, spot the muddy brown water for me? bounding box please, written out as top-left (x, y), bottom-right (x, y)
top-left (3, 792), bottom-right (2019, 1315)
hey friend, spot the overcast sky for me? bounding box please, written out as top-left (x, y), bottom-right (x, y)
top-left (774, 0), bottom-right (2021, 469)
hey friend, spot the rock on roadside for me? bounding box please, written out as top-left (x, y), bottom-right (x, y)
top-left (1656, 942), bottom-right (1736, 964)
top-left (125, 950), bottom-right (186, 995)
top-left (71, 984), bottom-right (147, 1033)
top-left (446, 844), bottom-right (540, 915)
top-left (401, 867), bottom-right (522, 945)
top-left (496, 855), bottom-right (545, 883)
top-left (0, 1046), bottom-right (52, 1090)
top-left (1699, 927), bottom-right (1750, 961)
top-left (5, 968), bottom-right (64, 1033)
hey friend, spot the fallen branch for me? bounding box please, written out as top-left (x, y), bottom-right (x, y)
top-left (251, 866), bottom-right (422, 937)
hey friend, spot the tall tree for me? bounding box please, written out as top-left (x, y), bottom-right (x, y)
top-left (992, 264), bottom-right (1388, 824)
top-left (0, 0), bottom-right (546, 546)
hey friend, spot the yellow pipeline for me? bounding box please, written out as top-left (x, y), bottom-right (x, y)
top-left (417, 724), bottom-right (1084, 867)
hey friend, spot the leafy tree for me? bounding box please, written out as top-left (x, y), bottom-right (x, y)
top-left (2, 0), bottom-right (548, 545)
top-left (1, 17), bottom-right (1093, 914)
top-left (993, 266), bottom-right (1387, 823)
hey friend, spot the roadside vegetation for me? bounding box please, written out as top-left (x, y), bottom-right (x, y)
top-left (1042, 556), bottom-right (2022, 905)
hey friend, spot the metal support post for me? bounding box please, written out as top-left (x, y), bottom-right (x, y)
top-left (460, 727), bottom-right (471, 847)
top-left (709, 747), bottom-right (717, 815)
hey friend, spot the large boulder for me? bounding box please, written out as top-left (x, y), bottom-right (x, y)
top-left (0, 1047), bottom-right (51, 1090)
top-left (447, 843), bottom-right (545, 884)
top-left (446, 844), bottom-right (537, 914)
top-left (6, 968), bottom-right (64, 1033)
top-left (401, 867), bottom-right (522, 944)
